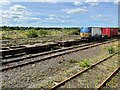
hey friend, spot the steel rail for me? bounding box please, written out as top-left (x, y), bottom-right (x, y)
top-left (2, 42), bottom-right (94, 65)
top-left (50, 52), bottom-right (117, 90)
top-left (1, 39), bottom-right (117, 72)
top-left (1, 42), bottom-right (97, 72)
top-left (2, 39), bottom-right (117, 65)
top-left (96, 66), bottom-right (120, 90)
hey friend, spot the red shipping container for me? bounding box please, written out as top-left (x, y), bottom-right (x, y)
top-left (102, 28), bottom-right (118, 38)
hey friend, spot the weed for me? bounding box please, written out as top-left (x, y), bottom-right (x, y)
top-left (79, 59), bottom-right (91, 68)
top-left (63, 63), bottom-right (68, 66)
top-left (107, 46), bottom-right (115, 54)
top-left (68, 59), bottom-right (78, 63)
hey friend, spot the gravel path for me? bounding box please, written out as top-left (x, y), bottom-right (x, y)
top-left (2, 41), bottom-right (118, 88)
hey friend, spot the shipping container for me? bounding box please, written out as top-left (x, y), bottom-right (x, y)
top-left (102, 28), bottom-right (118, 38)
top-left (91, 27), bottom-right (102, 37)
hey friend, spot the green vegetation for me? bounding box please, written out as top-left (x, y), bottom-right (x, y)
top-left (0, 26), bottom-right (80, 39)
top-left (68, 59), bottom-right (78, 63)
top-left (107, 46), bottom-right (115, 54)
top-left (79, 59), bottom-right (91, 68)
top-left (1, 30), bottom-right (27, 39)
top-left (26, 29), bottom-right (38, 38)
top-left (38, 30), bottom-right (48, 36)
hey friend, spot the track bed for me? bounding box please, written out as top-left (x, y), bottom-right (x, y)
top-left (1, 40), bottom-right (118, 89)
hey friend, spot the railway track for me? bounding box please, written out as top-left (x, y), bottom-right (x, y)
top-left (1, 42), bottom-right (93, 64)
top-left (96, 67), bottom-right (119, 90)
top-left (50, 52), bottom-right (118, 90)
top-left (1, 35), bottom-right (80, 47)
top-left (2, 37), bottom-right (119, 58)
top-left (1, 39), bottom-right (117, 72)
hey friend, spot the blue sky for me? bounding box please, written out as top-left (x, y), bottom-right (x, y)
top-left (0, 0), bottom-right (118, 27)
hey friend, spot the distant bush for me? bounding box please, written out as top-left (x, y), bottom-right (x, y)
top-left (2, 36), bottom-right (11, 39)
top-left (26, 29), bottom-right (38, 38)
top-left (38, 30), bottom-right (48, 36)
top-left (62, 29), bottom-right (79, 35)
top-left (69, 30), bottom-right (79, 35)
top-left (79, 59), bottom-right (91, 68)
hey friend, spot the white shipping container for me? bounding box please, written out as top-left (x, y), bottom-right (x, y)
top-left (91, 27), bottom-right (102, 36)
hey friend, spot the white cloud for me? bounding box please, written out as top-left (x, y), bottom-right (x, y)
top-left (97, 14), bottom-right (102, 17)
top-left (62, 8), bottom-right (88, 14)
top-left (102, 18), bottom-right (113, 21)
top-left (90, 14), bottom-right (103, 19)
top-left (44, 17), bottom-right (59, 21)
top-left (49, 14), bottom-right (57, 18)
top-left (74, 1), bottom-right (83, 6)
top-left (9, 5), bottom-right (26, 11)
top-left (90, 14), bottom-right (113, 21)
top-left (0, 0), bottom-right (10, 5)
top-left (44, 14), bottom-right (57, 21)
top-left (30, 17), bottom-right (41, 20)
top-left (44, 14), bottom-right (70, 23)
top-left (4, 0), bottom-right (119, 3)
top-left (113, 0), bottom-right (119, 5)
top-left (86, 0), bottom-right (99, 2)
top-left (27, 0), bottom-right (57, 3)
top-left (2, 4), bottom-right (32, 23)
top-left (86, 0), bottom-right (99, 6)
top-left (43, 0), bottom-right (54, 1)
top-left (61, 20), bottom-right (65, 23)
top-left (74, 0), bottom-right (99, 6)
top-left (61, 15), bottom-right (70, 19)
top-left (49, 17), bottom-right (54, 20)
top-left (44, 14), bottom-right (67, 23)
top-left (90, 2), bottom-right (98, 6)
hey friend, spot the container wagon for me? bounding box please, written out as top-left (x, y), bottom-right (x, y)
top-left (102, 28), bottom-right (118, 38)
top-left (80, 27), bottom-right (102, 40)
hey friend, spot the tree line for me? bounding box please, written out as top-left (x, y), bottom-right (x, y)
top-left (0, 26), bottom-right (80, 31)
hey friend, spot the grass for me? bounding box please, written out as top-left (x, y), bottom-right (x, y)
top-left (107, 46), bottom-right (115, 54)
top-left (103, 41), bottom-right (118, 54)
top-left (38, 30), bottom-right (48, 36)
top-left (26, 29), bottom-right (38, 38)
top-left (1, 30), bottom-right (27, 39)
top-left (79, 59), bottom-right (91, 68)
top-left (1, 28), bottom-right (79, 39)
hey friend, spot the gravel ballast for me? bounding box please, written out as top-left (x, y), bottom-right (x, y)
top-left (2, 41), bottom-right (118, 88)
top-left (59, 54), bottom-right (118, 88)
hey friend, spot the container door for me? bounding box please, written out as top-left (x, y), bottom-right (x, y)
top-left (103, 28), bottom-right (110, 37)
top-left (91, 27), bottom-right (102, 36)
top-left (110, 28), bottom-right (118, 37)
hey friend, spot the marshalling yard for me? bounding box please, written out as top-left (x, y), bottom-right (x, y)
top-left (0, 27), bottom-right (120, 90)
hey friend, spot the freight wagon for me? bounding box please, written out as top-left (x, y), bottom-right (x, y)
top-left (80, 27), bottom-right (102, 40)
top-left (102, 28), bottom-right (118, 38)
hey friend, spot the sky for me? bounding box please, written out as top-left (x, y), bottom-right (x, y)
top-left (0, 0), bottom-right (119, 27)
